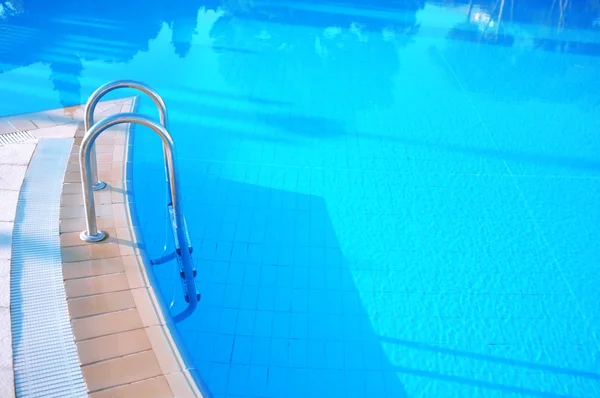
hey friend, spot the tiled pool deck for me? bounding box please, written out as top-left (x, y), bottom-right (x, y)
top-left (1, 100), bottom-right (202, 397)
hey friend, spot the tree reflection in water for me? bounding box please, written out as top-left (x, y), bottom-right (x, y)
top-left (441, 0), bottom-right (600, 105)
top-left (0, 0), bottom-right (205, 110)
top-left (205, 0), bottom-right (424, 118)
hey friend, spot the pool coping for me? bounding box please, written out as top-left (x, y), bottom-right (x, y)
top-left (12, 97), bottom-right (205, 397)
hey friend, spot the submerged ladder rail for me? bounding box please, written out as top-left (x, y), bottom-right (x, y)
top-left (84, 80), bottom-right (169, 191)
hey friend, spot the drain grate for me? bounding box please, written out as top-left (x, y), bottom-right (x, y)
top-left (0, 130), bottom-right (36, 146)
top-left (11, 138), bottom-right (88, 397)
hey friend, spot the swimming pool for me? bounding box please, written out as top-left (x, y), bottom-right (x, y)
top-left (3, 0), bottom-right (600, 396)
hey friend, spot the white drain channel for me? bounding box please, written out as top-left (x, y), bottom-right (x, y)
top-left (10, 139), bottom-right (88, 397)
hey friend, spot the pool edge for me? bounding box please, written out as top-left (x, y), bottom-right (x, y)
top-left (56, 97), bottom-right (205, 397)
top-left (124, 98), bottom-right (212, 398)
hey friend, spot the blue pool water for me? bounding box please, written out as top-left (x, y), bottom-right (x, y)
top-left (2, 1), bottom-right (600, 396)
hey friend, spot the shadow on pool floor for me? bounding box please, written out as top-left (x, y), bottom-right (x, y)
top-left (146, 176), bottom-right (408, 397)
top-left (137, 170), bottom-right (600, 398)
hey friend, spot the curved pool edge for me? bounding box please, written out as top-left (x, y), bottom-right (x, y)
top-left (56, 96), bottom-right (206, 397)
top-left (124, 98), bottom-right (212, 398)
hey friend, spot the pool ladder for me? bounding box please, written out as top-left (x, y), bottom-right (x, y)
top-left (78, 80), bottom-right (200, 303)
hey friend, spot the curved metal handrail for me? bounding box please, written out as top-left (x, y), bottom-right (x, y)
top-left (84, 80), bottom-right (168, 191)
top-left (79, 113), bottom-right (181, 242)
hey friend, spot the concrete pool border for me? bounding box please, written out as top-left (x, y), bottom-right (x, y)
top-left (56, 97), bottom-right (204, 397)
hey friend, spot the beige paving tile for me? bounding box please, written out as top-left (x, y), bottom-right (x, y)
top-left (75, 125), bottom-right (85, 138)
top-left (0, 143), bottom-right (36, 166)
top-left (112, 205), bottom-right (129, 228)
top-left (95, 203), bottom-right (114, 217)
top-left (0, 164), bottom-right (27, 191)
top-left (30, 122), bottom-right (78, 138)
top-left (95, 145), bottom-right (114, 154)
top-left (68, 152), bottom-right (79, 163)
top-left (68, 290), bottom-right (135, 318)
top-left (146, 287), bottom-right (167, 325)
top-left (26, 112), bottom-right (57, 129)
top-left (166, 372), bottom-right (198, 398)
top-left (114, 228), bottom-right (132, 241)
top-left (107, 170), bottom-right (123, 183)
top-left (95, 135), bottom-right (115, 145)
top-left (145, 326), bottom-right (178, 374)
top-left (94, 100), bottom-right (121, 113)
top-left (0, 260), bottom-right (8, 308)
top-left (60, 231), bottom-right (86, 247)
top-left (89, 376), bottom-right (173, 398)
top-left (113, 145), bottom-right (125, 162)
top-left (95, 191), bottom-right (113, 205)
top-left (65, 162), bottom-right (79, 173)
top-left (77, 328), bottom-right (151, 365)
top-left (0, 367), bottom-right (15, 398)
top-left (6, 116), bottom-right (37, 131)
top-left (65, 272), bottom-right (129, 298)
top-left (64, 172), bottom-right (81, 184)
top-left (59, 217), bottom-right (86, 233)
top-left (60, 205), bottom-right (84, 219)
top-left (97, 152), bottom-right (113, 163)
top-left (117, 243), bottom-right (135, 257)
top-left (112, 229), bottom-right (136, 256)
top-left (63, 257), bottom-right (125, 280)
top-left (46, 106), bottom-right (83, 125)
top-left (61, 193), bottom-right (84, 206)
top-left (72, 308), bottom-right (142, 340)
top-left (0, 259), bottom-right (9, 278)
top-left (108, 181), bottom-right (125, 191)
top-left (63, 183), bottom-right (82, 195)
top-left (0, 190), bottom-right (19, 223)
top-left (61, 245), bottom-right (91, 262)
top-left (0, 309), bottom-right (12, 367)
top-left (97, 162), bottom-right (113, 171)
top-left (131, 289), bottom-right (159, 327)
top-left (58, 104), bottom-right (84, 121)
top-left (0, 119), bottom-right (15, 134)
top-left (97, 217), bottom-right (116, 230)
top-left (82, 350), bottom-right (162, 392)
top-left (122, 255), bottom-right (147, 288)
top-left (89, 242), bottom-right (122, 259)
top-left (111, 162), bottom-right (124, 174)
top-left (0, 275), bottom-right (8, 308)
top-left (65, 161), bottom-right (85, 173)
top-left (98, 170), bottom-right (115, 182)
top-left (111, 191), bottom-right (125, 204)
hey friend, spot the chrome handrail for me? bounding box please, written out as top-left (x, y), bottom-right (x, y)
top-left (84, 80), bottom-right (168, 191)
top-left (79, 113), bottom-right (182, 243)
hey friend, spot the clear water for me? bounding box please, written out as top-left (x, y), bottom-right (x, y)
top-left (2, 1), bottom-right (600, 396)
